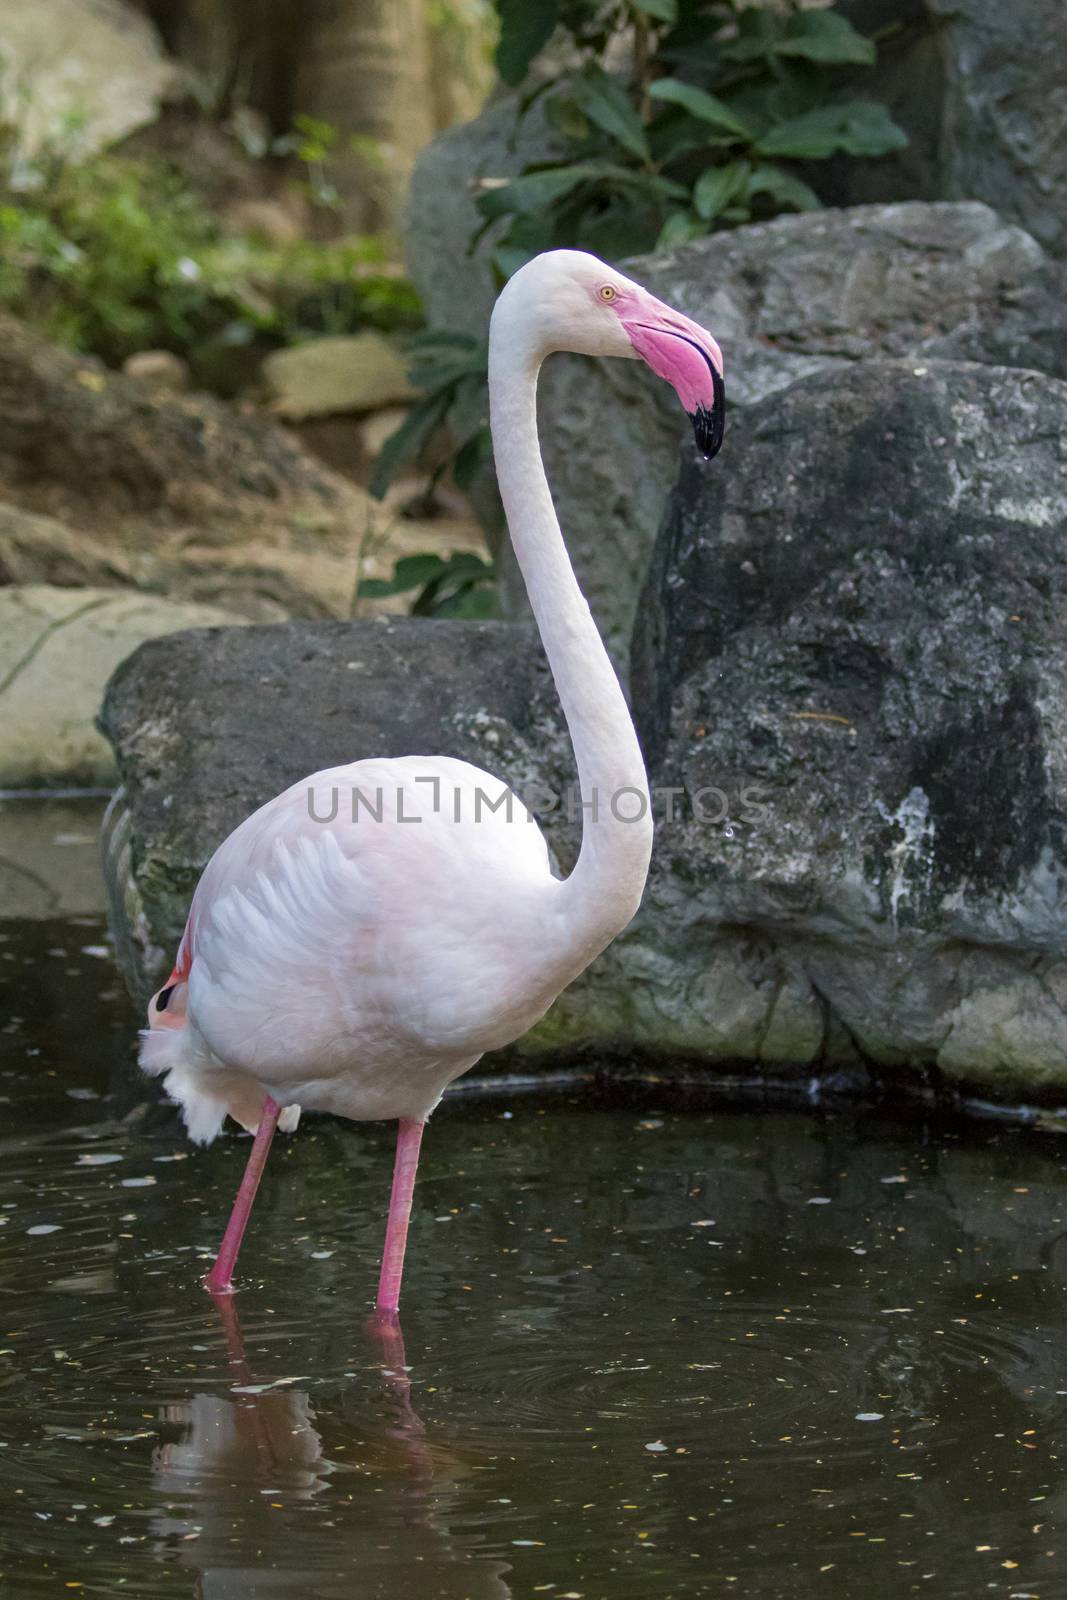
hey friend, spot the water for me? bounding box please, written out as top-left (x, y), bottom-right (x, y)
top-left (2, 890), bottom-right (1067, 1595)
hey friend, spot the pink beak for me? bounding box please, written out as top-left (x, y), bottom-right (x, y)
top-left (619, 296), bottom-right (725, 459)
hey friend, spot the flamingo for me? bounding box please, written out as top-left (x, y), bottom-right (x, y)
top-left (140, 249), bottom-right (724, 1313)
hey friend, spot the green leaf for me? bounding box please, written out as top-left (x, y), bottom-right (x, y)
top-left (570, 68), bottom-right (650, 162)
top-left (480, 160), bottom-right (685, 228)
top-left (648, 78), bottom-right (754, 139)
top-left (476, 165), bottom-right (597, 220)
top-left (493, 242), bottom-right (537, 278)
top-left (494, 0), bottom-right (558, 86)
top-left (369, 389), bottom-right (451, 499)
top-left (407, 328), bottom-right (481, 353)
top-left (693, 160), bottom-right (750, 221)
top-left (453, 426), bottom-right (492, 492)
top-left (755, 101), bottom-right (908, 160)
top-left (718, 8), bottom-right (775, 63)
top-left (630, 0), bottom-right (677, 22)
top-left (745, 161), bottom-right (820, 212)
top-left (655, 210), bottom-right (705, 251)
top-left (545, 92), bottom-right (590, 142)
top-left (776, 10), bottom-right (876, 66)
top-left (361, 553), bottom-right (449, 598)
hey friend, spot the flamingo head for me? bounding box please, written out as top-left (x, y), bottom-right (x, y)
top-left (492, 248), bottom-right (725, 459)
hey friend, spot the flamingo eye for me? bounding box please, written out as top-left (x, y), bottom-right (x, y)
top-left (598, 284), bottom-right (618, 302)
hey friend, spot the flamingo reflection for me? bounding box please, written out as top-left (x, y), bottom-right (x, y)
top-left (152, 1295), bottom-right (511, 1597)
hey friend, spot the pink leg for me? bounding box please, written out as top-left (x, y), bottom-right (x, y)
top-left (203, 1096), bottom-right (282, 1295)
top-left (376, 1118), bottom-right (425, 1314)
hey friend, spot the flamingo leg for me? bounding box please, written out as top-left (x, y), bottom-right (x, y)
top-left (203, 1096), bottom-right (282, 1294)
top-left (376, 1118), bottom-right (425, 1314)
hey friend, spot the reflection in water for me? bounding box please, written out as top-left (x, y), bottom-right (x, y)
top-left (152, 1297), bottom-right (511, 1599)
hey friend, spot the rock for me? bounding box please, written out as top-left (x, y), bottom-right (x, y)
top-left (0, 0), bottom-right (176, 165)
top-left (122, 350), bottom-right (191, 392)
top-left (933, 0), bottom-right (1067, 258)
top-left (515, 202), bottom-right (1064, 675)
top-left (0, 586), bottom-right (240, 788)
top-left (99, 618), bottom-right (576, 1000)
top-left (843, 0), bottom-right (1067, 259)
top-left (0, 314), bottom-right (374, 621)
top-left (0, 501), bottom-right (135, 589)
top-left (406, 93), bottom-right (564, 339)
top-left (607, 358), bottom-right (1067, 1098)
top-left (262, 334), bottom-right (415, 421)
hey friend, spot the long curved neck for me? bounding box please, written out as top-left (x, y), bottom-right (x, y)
top-left (489, 323), bottom-right (653, 963)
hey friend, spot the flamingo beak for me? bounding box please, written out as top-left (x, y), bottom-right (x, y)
top-left (619, 298), bottom-right (725, 460)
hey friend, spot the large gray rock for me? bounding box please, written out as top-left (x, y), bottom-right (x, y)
top-left (595, 358), bottom-right (1067, 1097)
top-left (520, 202), bottom-right (1063, 674)
top-left (935, 0), bottom-right (1067, 258)
top-left (100, 618), bottom-right (576, 1001)
top-left (843, 0), bottom-right (1067, 259)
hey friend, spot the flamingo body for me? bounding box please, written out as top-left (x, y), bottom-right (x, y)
top-left (143, 755), bottom-right (571, 1138)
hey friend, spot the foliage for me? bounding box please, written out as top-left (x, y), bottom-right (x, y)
top-left (483, 0), bottom-right (908, 269)
top-left (0, 142), bottom-right (419, 369)
top-left (370, 330), bottom-right (489, 499)
top-left (360, 550), bottom-right (496, 618)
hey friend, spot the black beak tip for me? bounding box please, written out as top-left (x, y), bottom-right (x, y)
top-left (689, 368), bottom-right (725, 461)
top-left (690, 407), bottom-right (724, 460)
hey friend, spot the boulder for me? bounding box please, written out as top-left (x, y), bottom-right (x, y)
top-left (0, 0), bottom-right (176, 164)
top-left (0, 586), bottom-right (240, 788)
top-left (841, 0), bottom-right (1067, 260)
top-left (99, 618), bottom-right (576, 999)
top-left (933, 0), bottom-right (1067, 258)
top-left (262, 334), bottom-right (415, 422)
top-left (512, 203), bottom-right (1065, 674)
top-left (599, 358), bottom-right (1067, 1098)
top-left (0, 315), bottom-right (372, 621)
top-left (406, 94), bottom-right (564, 339)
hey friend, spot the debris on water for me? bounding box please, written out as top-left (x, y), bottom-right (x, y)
top-left (120, 1177), bottom-right (156, 1188)
top-left (27, 1224), bottom-right (61, 1235)
top-left (855, 1413), bottom-right (885, 1423)
top-left (644, 1441), bottom-right (668, 1453)
top-left (76, 1153), bottom-right (122, 1166)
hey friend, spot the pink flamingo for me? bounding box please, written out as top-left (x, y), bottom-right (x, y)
top-left (141, 250), bottom-right (724, 1313)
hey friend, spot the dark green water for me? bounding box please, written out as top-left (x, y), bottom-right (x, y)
top-left (1, 912), bottom-right (1066, 1599)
